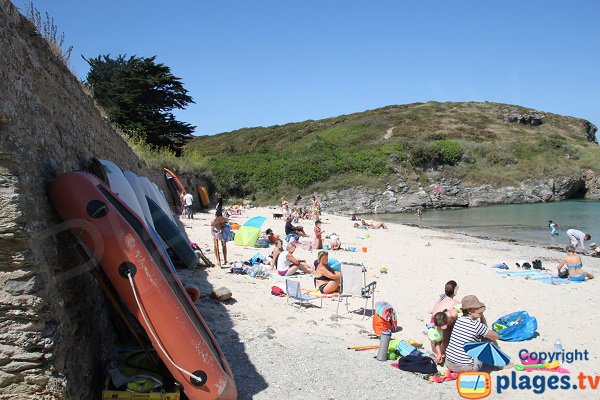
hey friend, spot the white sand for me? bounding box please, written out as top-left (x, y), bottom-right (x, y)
top-left (179, 207), bottom-right (600, 400)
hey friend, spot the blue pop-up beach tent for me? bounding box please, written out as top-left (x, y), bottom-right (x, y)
top-left (234, 216), bottom-right (266, 246)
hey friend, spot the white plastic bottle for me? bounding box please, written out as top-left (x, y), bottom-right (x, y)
top-left (554, 339), bottom-right (563, 352)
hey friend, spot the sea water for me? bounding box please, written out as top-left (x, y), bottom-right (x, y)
top-left (367, 200), bottom-right (600, 248)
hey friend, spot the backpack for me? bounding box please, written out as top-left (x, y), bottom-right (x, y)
top-left (372, 301), bottom-right (398, 336)
top-left (397, 355), bottom-right (438, 374)
top-left (558, 267), bottom-right (569, 279)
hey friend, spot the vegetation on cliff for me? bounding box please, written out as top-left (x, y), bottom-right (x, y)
top-left (180, 102), bottom-right (599, 202)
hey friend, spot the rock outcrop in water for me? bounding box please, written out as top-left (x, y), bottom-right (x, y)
top-left (321, 173), bottom-right (597, 214)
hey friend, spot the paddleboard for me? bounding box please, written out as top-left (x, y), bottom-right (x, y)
top-left (198, 185), bottom-right (210, 208)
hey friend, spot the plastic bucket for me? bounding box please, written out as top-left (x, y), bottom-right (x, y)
top-left (362, 247), bottom-right (367, 252)
top-left (323, 244), bottom-right (330, 250)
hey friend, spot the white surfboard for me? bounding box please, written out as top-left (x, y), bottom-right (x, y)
top-left (98, 160), bottom-right (146, 224)
top-left (123, 171), bottom-right (155, 230)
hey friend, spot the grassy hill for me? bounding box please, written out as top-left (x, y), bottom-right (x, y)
top-left (182, 101), bottom-right (600, 202)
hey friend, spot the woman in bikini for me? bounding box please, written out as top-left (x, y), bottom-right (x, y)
top-left (314, 251), bottom-right (340, 294)
top-left (557, 245), bottom-right (594, 281)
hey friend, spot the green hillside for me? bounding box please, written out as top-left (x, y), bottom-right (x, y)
top-left (183, 101), bottom-right (599, 202)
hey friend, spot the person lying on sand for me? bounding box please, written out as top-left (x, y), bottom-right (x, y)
top-left (361, 219), bottom-right (388, 229)
top-left (314, 251), bottom-right (340, 294)
top-left (557, 245), bottom-right (594, 281)
top-left (276, 244), bottom-right (313, 276)
top-left (445, 295), bottom-right (507, 373)
top-left (430, 281), bottom-right (460, 364)
top-left (329, 233), bottom-right (342, 250)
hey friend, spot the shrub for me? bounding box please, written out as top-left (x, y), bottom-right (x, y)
top-left (434, 140), bottom-right (464, 165)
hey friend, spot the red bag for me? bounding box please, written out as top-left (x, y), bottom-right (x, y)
top-left (271, 286), bottom-right (285, 297)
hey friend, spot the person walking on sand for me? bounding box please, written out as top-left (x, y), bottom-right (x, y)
top-left (211, 210), bottom-right (228, 267)
top-left (566, 228), bottom-right (591, 254)
top-left (314, 220), bottom-right (324, 250)
top-left (416, 208), bottom-right (423, 228)
top-left (183, 192), bottom-right (194, 219)
top-left (548, 220), bottom-right (559, 236)
top-left (557, 245), bottom-right (594, 281)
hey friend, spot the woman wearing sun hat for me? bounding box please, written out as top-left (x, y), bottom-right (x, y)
top-left (444, 295), bottom-right (500, 373)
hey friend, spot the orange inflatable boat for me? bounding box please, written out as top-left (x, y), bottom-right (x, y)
top-left (49, 172), bottom-right (236, 400)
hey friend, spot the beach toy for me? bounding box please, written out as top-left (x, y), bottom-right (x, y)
top-left (407, 340), bottom-right (423, 348)
top-left (362, 247), bottom-right (367, 253)
top-left (514, 361), bottom-right (560, 371)
top-left (365, 233), bottom-right (370, 238)
top-left (323, 244), bottom-right (329, 250)
top-left (380, 267), bottom-right (388, 274)
top-left (428, 327), bottom-right (442, 342)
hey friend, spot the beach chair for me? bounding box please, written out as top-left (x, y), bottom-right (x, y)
top-left (335, 262), bottom-right (376, 319)
top-left (285, 279), bottom-right (322, 308)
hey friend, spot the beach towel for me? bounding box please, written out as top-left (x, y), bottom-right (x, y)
top-left (529, 276), bottom-right (572, 285)
top-left (492, 311), bottom-right (537, 342)
top-left (496, 270), bottom-right (544, 276)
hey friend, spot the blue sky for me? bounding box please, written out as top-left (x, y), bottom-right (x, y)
top-left (17, 1), bottom-right (600, 137)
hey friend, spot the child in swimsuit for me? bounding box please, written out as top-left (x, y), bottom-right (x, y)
top-left (314, 220), bottom-right (323, 250)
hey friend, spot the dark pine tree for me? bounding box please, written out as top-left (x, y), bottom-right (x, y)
top-left (83, 54), bottom-right (195, 153)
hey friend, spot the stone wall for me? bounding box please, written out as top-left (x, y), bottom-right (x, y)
top-left (0, 1), bottom-right (156, 398)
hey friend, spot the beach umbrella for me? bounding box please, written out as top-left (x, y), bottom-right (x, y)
top-left (234, 216), bottom-right (266, 246)
top-left (463, 341), bottom-right (511, 367)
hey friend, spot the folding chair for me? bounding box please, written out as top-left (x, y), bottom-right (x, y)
top-left (285, 279), bottom-right (323, 308)
top-left (335, 262), bottom-right (376, 318)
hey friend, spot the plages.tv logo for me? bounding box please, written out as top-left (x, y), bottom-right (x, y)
top-left (456, 372), bottom-right (492, 399)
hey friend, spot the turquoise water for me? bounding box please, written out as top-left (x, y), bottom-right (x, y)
top-left (367, 200), bottom-right (600, 248)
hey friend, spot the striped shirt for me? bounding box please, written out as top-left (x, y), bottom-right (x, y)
top-left (445, 316), bottom-right (489, 365)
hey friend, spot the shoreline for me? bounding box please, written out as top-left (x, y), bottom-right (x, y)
top-left (181, 206), bottom-right (600, 400)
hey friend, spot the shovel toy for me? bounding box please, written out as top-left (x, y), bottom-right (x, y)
top-left (514, 361), bottom-right (560, 371)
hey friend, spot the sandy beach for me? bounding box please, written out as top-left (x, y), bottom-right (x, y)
top-left (178, 207), bottom-right (600, 400)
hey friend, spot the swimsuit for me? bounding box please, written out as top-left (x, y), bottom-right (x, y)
top-left (315, 265), bottom-right (336, 293)
top-left (569, 275), bottom-right (586, 282)
top-left (567, 263), bottom-right (582, 269)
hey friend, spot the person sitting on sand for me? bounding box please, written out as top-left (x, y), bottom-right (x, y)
top-left (314, 220), bottom-right (324, 250)
top-left (430, 281), bottom-right (460, 364)
top-left (268, 239), bottom-right (284, 270)
top-left (264, 228), bottom-right (279, 244)
top-left (276, 244), bottom-right (313, 276)
top-left (329, 233), bottom-right (342, 250)
top-left (566, 228), bottom-right (592, 255)
top-left (351, 213), bottom-right (357, 221)
top-left (314, 251), bottom-right (340, 294)
top-left (285, 216), bottom-right (307, 239)
top-left (557, 245), bottom-right (594, 281)
top-left (445, 295), bottom-right (503, 373)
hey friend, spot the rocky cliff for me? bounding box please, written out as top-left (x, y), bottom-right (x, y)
top-left (0, 1), bottom-right (158, 398)
top-left (321, 173), bottom-right (599, 214)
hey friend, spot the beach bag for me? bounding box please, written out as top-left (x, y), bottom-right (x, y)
top-left (397, 355), bottom-right (437, 374)
top-left (558, 267), bottom-right (569, 279)
top-left (532, 259), bottom-right (543, 270)
top-left (271, 286), bottom-right (285, 297)
top-left (249, 253), bottom-right (266, 265)
top-left (492, 311), bottom-right (537, 342)
top-left (372, 301), bottom-right (398, 336)
top-left (254, 237), bottom-right (270, 248)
